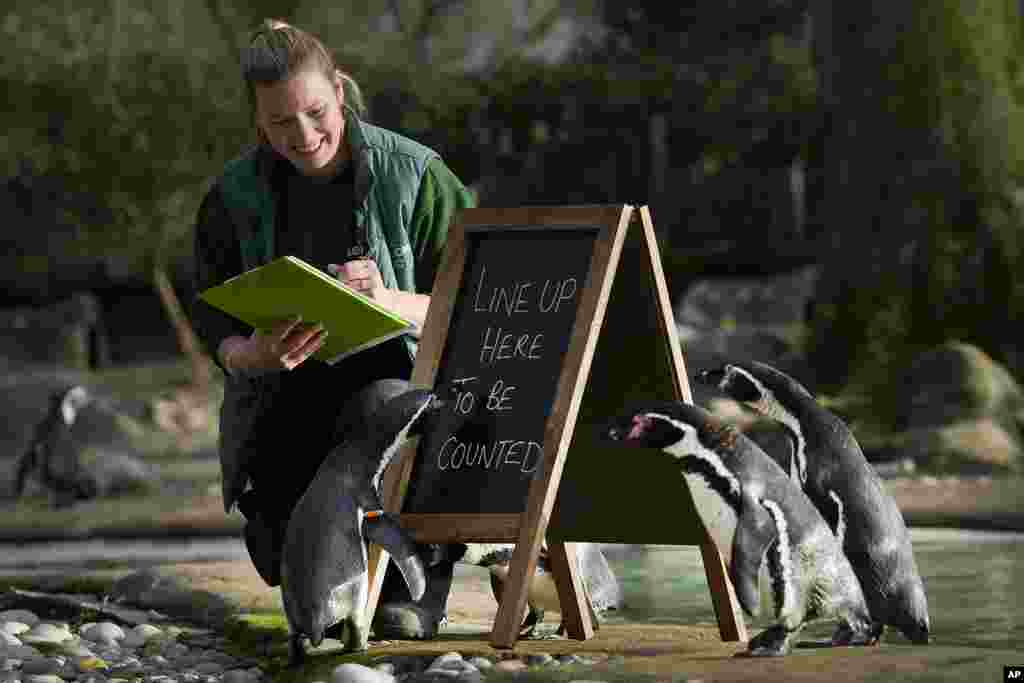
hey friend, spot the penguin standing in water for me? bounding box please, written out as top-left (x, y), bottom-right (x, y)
top-left (470, 542), bottom-right (623, 638)
top-left (606, 401), bottom-right (873, 656)
top-left (279, 386), bottom-right (444, 666)
top-left (697, 361), bottom-right (930, 645)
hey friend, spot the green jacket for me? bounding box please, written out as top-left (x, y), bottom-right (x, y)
top-left (213, 108), bottom-right (474, 360)
top-left (192, 112), bottom-right (474, 513)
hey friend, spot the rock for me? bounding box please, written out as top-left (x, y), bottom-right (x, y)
top-left (0, 642), bottom-right (40, 658)
top-left (465, 657), bottom-right (492, 670)
top-left (331, 662), bottom-right (397, 683)
top-left (903, 418), bottom-right (1021, 473)
top-left (106, 568), bottom-right (239, 628)
top-left (0, 292), bottom-right (107, 372)
top-left (524, 653), bottom-right (554, 667)
top-left (20, 623), bottom-right (73, 645)
top-left (0, 611), bottom-right (40, 628)
top-left (22, 655), bottom-right (67, 675)
top-left (897, 342), bottom-right (1024, 431)
top-left (0, 621), bottom-right (31, 636)
top-left (81, 622), bottom-right (124, 645)
top-left (22, 675), bottom-right (67, 683)
top-left (493, 659), bottom-right (527, 672)
top-left (128, 624), bottom-right (163, 643)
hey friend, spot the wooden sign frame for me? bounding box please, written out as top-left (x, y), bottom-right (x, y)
top-left (364, 205), bottom-right (746, 648)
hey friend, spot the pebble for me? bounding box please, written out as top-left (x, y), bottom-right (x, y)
top-left (0, 607), bottom-right (635, 683)
top-left (0, 623), bottom-right (29, 637)
top-left (21, 623), bottom-right (73, 645)
top-left (0, 612), bottom-right (40, 628)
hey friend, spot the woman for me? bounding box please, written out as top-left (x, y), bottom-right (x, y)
top-left (190, 19), bottom-right (475, 640)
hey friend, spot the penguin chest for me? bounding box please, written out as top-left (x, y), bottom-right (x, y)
top-left (681, 471), bottom-right (739, 568)
top-left (326, 575), bottom-right (369, 624)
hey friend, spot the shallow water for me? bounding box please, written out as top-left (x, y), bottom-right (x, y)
top-left (0, 529), bottom-right (1019, 651)
top-left (601, 528), bottom-right (1024, 651)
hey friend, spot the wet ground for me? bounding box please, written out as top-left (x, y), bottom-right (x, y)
top-left (1, 528), bottom-right (1020, 652)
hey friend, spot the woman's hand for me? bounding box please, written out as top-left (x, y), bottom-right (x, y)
top-left (219, 316), bottom-right (327, 376)
top-left (328, 258), bottom-right (430, 336)
top-left (328, 259), bottom-right (392, 306)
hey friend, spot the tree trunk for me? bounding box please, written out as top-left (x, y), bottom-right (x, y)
top-left (153, 265), bottom-right (212, 390)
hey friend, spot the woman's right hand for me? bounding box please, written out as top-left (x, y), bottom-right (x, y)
top-left (219, 316), bottom-right (327, 376)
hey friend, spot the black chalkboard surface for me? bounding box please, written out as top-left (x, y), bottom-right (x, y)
top-left (366, 206), bottom-right (747, 650)
top-left (403, 226), bottom-right (597, 514)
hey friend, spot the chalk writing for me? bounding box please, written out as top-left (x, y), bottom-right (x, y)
top-left (404, 228), bottom-right (598, 515)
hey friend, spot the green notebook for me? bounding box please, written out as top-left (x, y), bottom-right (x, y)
top-left (199, 255), bottom-right (416, 365)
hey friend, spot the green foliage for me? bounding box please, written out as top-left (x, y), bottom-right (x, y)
top-left (807, 0), bottom-right (1024, 392)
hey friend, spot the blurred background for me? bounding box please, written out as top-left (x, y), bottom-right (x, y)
top-left (0, 3), bottom-right (1022, 668)
top-left (1, 0), bottom-right (1022, 531)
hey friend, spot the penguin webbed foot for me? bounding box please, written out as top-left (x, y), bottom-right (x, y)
top-left (287, 634), bottom-right (306, 668)
top-left (738, 624), bottom-right (802, 657)
top-left (830, 620), bottom-right (882, 647)
top-left (519, 606), bottom-right (544, 638)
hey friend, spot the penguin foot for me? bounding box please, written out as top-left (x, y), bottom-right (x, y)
top-left (738, 624), bottom-right (801, 657)
top-left (372, 603), bottom-right (444, 640)
top-left (519, 607), bottom-right (545, 638)
top-left (831, 620), bottom-right (882, 647)
top-left (287, 634), bottom-right (306, 667)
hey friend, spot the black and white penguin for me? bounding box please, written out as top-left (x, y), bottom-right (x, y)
top-left (606, 401), bottom-right (873, 656)
top-left (696, 361), bottom-right (930, 645)
top-left (16, 386), bottom-right (99, 506)
top-left (468, 542), bottom-right (623, 638)
top-left (279, 386), bottom-right (444, 666)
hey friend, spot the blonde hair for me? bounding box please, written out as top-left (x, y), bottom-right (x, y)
top-left (242, 18), bottom-right (366, 140)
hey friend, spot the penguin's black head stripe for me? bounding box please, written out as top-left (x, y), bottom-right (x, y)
top-left (678, 454), bottom-right (742, 509)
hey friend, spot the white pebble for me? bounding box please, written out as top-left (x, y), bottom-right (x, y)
top-left (331, 662), bottom-right (397, 683)
top-left (120, 630), bottom-right (147, 648)
top-left (23, 675), bottom-right (67, 683)
top-left (131, 624), bottom-right (164, 642)
top-left (0, 622), bottom-right (30, 637)
top-left (21, 623), bottom-right (72, 645)
top-left (82, 622), bottom-right (125, 645)
top-left (494, 659), bottom-right (527, 672)
top-left (466, 657), bottom-right (493, 669)
top-left (0, 611), bottom-right (39, 628)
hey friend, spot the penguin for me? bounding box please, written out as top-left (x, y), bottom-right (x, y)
top-left (279, 385), bottom-right (444, 666)
top-left (469, 542), bottom-right (623, 638)
top-left (605, 401), bottom-right (873, 656)
top-left (16, 385), bottom-right (99, 506)
top-left (696, 361), bottom-right (930, 645)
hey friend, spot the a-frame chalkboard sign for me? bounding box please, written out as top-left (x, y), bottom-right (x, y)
top-left (364, 205), bottom-right (747, 648)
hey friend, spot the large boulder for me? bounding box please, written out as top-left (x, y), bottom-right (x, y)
top-left (892, 342), bottom-right (1023, 473)
top-left (0, 293), bottom-right (108, 371)
top-left (675, 266), bottom-right (819, 387)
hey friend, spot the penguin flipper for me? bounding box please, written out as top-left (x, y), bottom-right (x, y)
top-left (730, 496), bottom-right (777, 618)
top-left (364, 512), bottom-right (426, 601)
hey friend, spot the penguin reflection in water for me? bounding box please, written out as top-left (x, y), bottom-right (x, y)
top-left (280, 384), bottom-right (447, 666)
top-left (606, 402), bottom-right (873, 656)
top-left (697, 361), bottom-right (930, 646)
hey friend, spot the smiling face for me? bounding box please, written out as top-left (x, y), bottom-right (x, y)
top-left (254, 66), bottom-right (348, 178)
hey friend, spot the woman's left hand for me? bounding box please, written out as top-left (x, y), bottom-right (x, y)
top-left (328, 259), bottom-right (392, 306)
